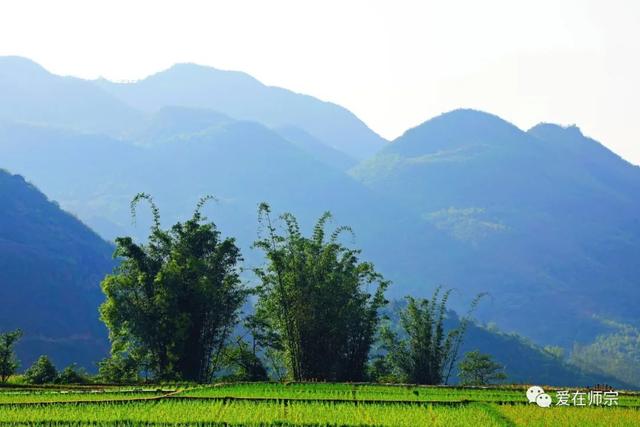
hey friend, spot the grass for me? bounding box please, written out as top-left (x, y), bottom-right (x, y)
top-left (0, 383), bottom-right (639, 425)
top-left (183, 382), bottom-right (526, 402)
top-left (183, 382), bottom-right (640, 406)
top-left (498, 404), bottom-right (640, 427)
top-left (0, 389), bottom-right (173, 404)
top-left (0, 400), bottom-right (504, 426)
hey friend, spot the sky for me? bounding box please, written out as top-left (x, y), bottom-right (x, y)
top-left (1, 0), bottom-right (639, 164)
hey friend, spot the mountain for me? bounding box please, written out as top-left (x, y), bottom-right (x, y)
top-left (95, 63), bottom-right (387, 159)
top-left (2, 57), bottom-right (640, 385)
top-left (0, 56), bottom-right (142, 135)
top-left (352, 109), bottom-right (640, 349)
top-left (0, 115), bottom-right (469, 331)
top-left (275, 126), bottom-right (357, 171)
top-left (378, 301), bottom-right (635, 388)
top-left (457, 319), bottom-right (635, 389)
top-left (134, 106), bottom-right (234, 145)
top-left (0, 116), bottom-right (430, 263)
top-left (0, 120), bottom-right (147, 239)
top-left (0, 168), bottom-right (114, 371)
top-left (0, 56), bottom-right (386, 161)
top-left (133, 107), bottom-right (357, 172)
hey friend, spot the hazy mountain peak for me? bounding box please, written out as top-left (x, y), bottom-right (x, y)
top-left (412, 108), bottom-right (521, 134)
top-left (529, 121), bottom-right (639, 173)
top-left (434, 108), bottom-right (511, 122)
top-left (94, 60), bottom-right (387, 159)
top-left (528, 122), bottom-right (585, 141)
top-left (387, 108), bottom-right (525, 157)
top-left (0, 55), bottom-right (50, 77)
top-left (0, 57), bottom-right (143, 135)
top-left (139, 62), bottom-right (263, 89)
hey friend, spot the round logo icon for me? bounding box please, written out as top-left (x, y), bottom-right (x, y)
top-left (536, 393), bottom-right (552, 408)
top-left (526, 385), bottom-right (545, 403)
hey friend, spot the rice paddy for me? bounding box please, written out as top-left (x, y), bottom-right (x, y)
top-left (1, 382), bottom-right (639, 425)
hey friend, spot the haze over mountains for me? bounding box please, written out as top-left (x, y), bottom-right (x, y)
top-left (1, 56), bottom-right (639, 386)
top-left (96, 63), bottom-right (386, 160)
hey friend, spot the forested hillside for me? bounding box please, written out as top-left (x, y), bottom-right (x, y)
top-left (352, 109), bottom-right (640, 348)
top-left (0, 169), bottom-right (114, 369)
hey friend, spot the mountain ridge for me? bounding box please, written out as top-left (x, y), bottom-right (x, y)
top-left (0, 168), bottom-right (114, 370)
top-left (94, 61), bottom-right (387, 159)
top-left (351, 108), bottom-right (640, 350)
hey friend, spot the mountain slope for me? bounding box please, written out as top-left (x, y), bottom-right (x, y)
top-left (352, 109), bottom-right (640, 348)
top-left (0, 56), bottom-right (142, 135)
top-left (380, 301), bottom-right (635, 388)
top-left (0, 117), bottom-right (446, 267)
top-left (275, 125), bottom-right (357, 171)
top-left (95, 63), bottom-right (387, 159)
top-left (0, 169), bottom-right (114, 370)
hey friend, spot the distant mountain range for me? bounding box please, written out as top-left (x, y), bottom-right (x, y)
top-left (95, 63), bottom-right (387, 160)
top-left (352, 109), bottom-right (640, 347)
top-left (1, 57), bottom-right (639, 386)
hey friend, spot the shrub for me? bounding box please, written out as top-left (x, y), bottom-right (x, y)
top-left (56, 364), bottom-right (89, 384)
top-left (98, 355), bottom-right (141, 384)
top-left (458, 350), bottom-right (507, 385)
top-left (24, 355), bottom-right (57, 384)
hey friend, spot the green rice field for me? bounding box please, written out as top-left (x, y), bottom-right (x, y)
top-left (1, 382), bottom-right (639, 426)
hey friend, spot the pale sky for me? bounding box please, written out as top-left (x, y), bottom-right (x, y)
top-left (1, 0), bottom-right (640, 164)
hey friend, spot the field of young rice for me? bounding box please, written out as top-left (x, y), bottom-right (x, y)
top-left (183, 382), bottom-right (526, 402)
top-left (0, 400), bottom-right (504, 426)
top-left (0, 389), bottom-right (172, 404)
top-left (183, 382), bottom-right (640, 406)
top-left (1, 383), bottom-right (639, 426)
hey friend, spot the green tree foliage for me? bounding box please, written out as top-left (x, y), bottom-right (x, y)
top-left (381, 288), bottom-right (484, 384)
top-left (0, 329), bottom-right (22, 383)
top-left (98, 355), bottom-right (141, 384)
top-left (243, 315), bottom-right (285, 380)
top-left (458, 350), bottom-right (507, 385)
top-left (56, 364), bottom-right (89, 384)
top-left (223, 338), bottom-right (269, 381)
top-left (24, 355), bottom-right (57, 384)
top-left (99, 194), bottom-right (247, 382)
top-left (253, 204), bottom-right (389, 381)
top-left (367, 355), bottom-right (396, 383)
top-left (221, 316), bottom-right (277, 381)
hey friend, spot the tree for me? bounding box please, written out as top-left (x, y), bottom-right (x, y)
top-left (56, 364), bottom-right (89, 384)
top-left (253, 204), bottom-right (389, 381)
top-left (243, 315), bottom-right (286, 380)
top-left (0, 329), bottom-right (22, 383)
top-left (98, 355), bottom-right (141, 384)
top-left (458, 350), bottom-right (507, 385)
top-left (24, 355), bottom-right (57, 384)
top-left (381, 288), bottom-right (484, 385)
top-left (367, 355), bottom-right (396, 383)
top-left (100, 194), bottom-right (247, 382)
top-left (222, 338), bottom-right (269, 381)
